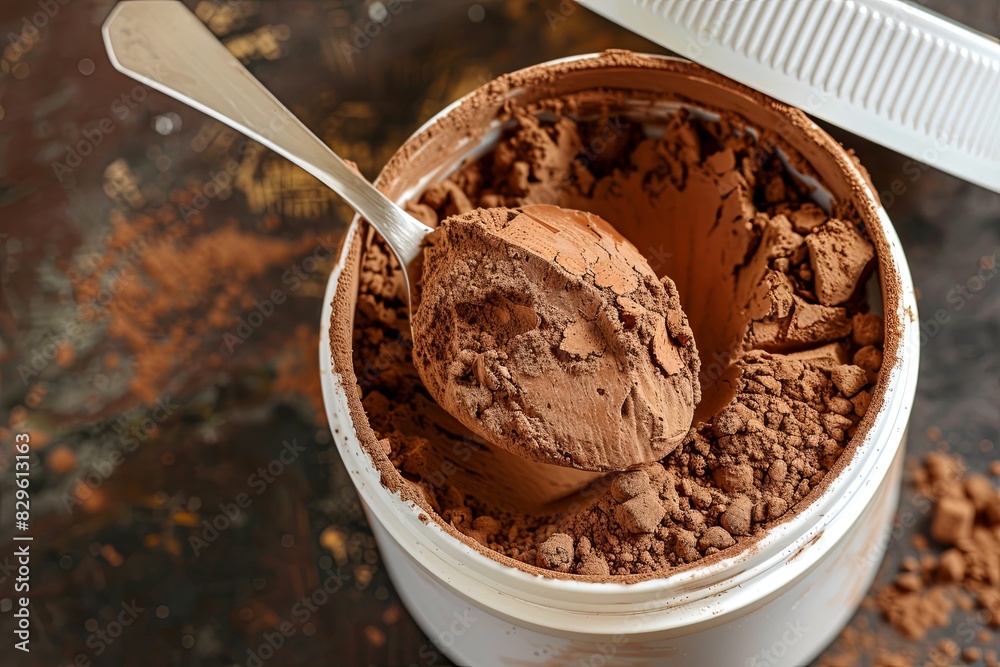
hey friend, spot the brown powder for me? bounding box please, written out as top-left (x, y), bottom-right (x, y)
top-left (411, 204), bottom-right (700, 471)
top-left (820, 453), bottom-right (1000, 666)
top-left (807, 218), bottom-right (877, 306)
top-left (352, 107), bottom-right (884, 576)
top-left (876, 454), bottom-right (1000, 641)
top-left (69, 195), bottom-right (319, 404)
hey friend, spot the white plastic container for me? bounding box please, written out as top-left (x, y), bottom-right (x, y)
top-left (320, 53), bottom-right (919, 667)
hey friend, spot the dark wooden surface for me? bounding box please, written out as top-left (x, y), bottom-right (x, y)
top-left (0, 1), bottom-right (998, 665)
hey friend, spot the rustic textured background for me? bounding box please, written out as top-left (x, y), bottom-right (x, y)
top-left (1, 1), bottom-right (999, 665)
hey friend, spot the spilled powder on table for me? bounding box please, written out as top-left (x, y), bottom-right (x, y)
top-left (69, 203), bottom-right (317, 404)
top-left (819, 453), bottom-right (1000, 667)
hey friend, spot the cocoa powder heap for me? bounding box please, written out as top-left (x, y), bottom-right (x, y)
top-left (352, 108), bottom-right (883, 577)
top-left (819, 453), bottom-right (1000, 667)
top-left (878, 454), bottom-right (1000, 638)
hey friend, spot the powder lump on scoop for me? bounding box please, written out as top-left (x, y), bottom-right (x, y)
top-left (353, 108), bottom-right (883, 576)
top-left (411, 204), bottom-right (700, 472)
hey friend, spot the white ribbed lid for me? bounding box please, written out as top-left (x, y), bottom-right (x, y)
top-left (578, 0), bottom-right (1000, 193)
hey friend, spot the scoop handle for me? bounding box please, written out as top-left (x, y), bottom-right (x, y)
top-left (102, 0), bottom-right (432, 271)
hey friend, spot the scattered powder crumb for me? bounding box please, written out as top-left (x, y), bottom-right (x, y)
top-left (821, 452), bottom-right (1000, 666)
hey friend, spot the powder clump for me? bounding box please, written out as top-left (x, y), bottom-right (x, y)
top-left (411, 204), bottom-right (700, 471)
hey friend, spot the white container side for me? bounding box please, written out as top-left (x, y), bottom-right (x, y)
top-left (319, 53), bottom-right (920, 666)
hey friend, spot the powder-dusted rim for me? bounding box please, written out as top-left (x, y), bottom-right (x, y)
top-left (324, 52), bottom-right (918, 598)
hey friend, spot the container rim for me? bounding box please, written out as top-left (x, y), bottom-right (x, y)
top-left (320, 52), bottom-right (919, 624)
